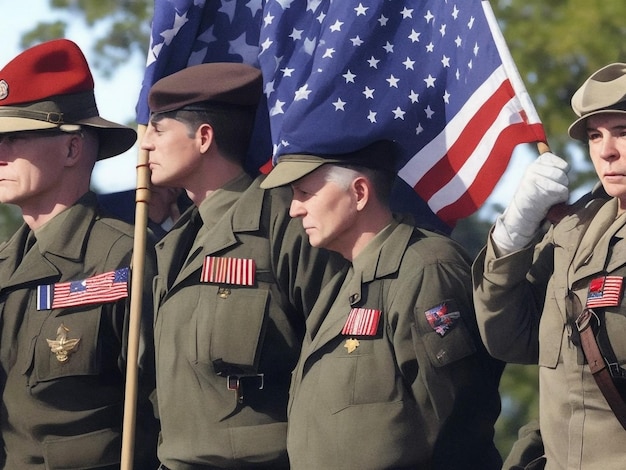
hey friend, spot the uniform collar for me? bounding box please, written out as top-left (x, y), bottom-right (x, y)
top-left (0, 192), bottom-right (97, 262)
top-left (35, 191), bottom-right (98, 260)
top-left (0, 192), bottom-right (99, 289)
top-left (352, 215), bottom-right (413, 284)
top-left (197, 172), bottom-right (253, 228)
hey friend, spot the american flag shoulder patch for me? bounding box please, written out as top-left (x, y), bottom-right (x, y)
top-left (37, 267), bottom-right (130, 311)
top-left (200, 256), bottom-right (256, 286)
top-left (586, 275), bottom-right (624, 309)
top-left (341, 308), bottom-right (381, 336)
top-left (425, 300), bottom-right (461, 337)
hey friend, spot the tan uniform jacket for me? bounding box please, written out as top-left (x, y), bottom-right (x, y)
top-left (0, 192), bottom-right (158, 470)
top-left (152, 174), bottom-right (342, 469)
top-left (287, 217), bottom-right (504, 470)
top-left (473, 186), bottom-right (626, 469)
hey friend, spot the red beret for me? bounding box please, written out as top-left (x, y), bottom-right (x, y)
top-left (0, 39), bottom-right (136, 159)
top-left (148, 62), bottom-right (262, 114)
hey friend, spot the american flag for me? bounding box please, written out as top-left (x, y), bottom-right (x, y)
top-left (258, 0), bottom-right (546, 227)
top-left (37, 267), bottom-right (130, 310)
top-left (138, 0), bottom-right (545, 228)
top-left (586, 276), bottom-right (624, 309)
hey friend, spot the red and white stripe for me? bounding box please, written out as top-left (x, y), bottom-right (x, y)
top-left (201, 256), bottom-right (256, 286)
top-left (342, 308), bottom-right (382, 336)
top-left (399, 2), bottom-right (546, 226)
top-left (51, 270), bottom-right (128, 309)
top-left (587, 276), bottom-right (624, 308)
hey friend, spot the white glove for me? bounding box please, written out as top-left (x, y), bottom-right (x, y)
top-left (492, 152), bottom-right (570, 255)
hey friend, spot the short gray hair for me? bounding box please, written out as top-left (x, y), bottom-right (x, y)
top-left (322, 164), bottom-right (361, 190)
top-left (322, 164), bottom-right (394, 206)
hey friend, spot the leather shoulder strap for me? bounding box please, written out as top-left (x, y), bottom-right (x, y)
top-left (576, 308), bottom-right (626, 430)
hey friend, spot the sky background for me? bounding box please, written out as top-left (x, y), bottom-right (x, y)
top-left (1, 1), bottom-right (560, 223)
top-left (1, 1), bottom-right (145, 194)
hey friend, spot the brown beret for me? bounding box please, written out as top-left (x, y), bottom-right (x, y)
top-left (148, 62), bottom-right (263, 114)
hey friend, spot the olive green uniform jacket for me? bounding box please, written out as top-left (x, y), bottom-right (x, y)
top-left (152, 174), bottom-right (341, 469)
top-left (0, 192), bottom-right (158, 470)
top-left (473, 186), bottom-right (626, 469)
top-left (287, 216), bottom-right (503, 469)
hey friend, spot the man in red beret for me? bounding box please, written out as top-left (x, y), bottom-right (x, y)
top-left (141, 62), bottom-right (342, 469)
top-left (0, 39), bottom-right (158, 469)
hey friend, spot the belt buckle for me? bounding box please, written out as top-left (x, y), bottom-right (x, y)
top-left (575, 308), bottom-right (593, 332)
top-left (227, 374), bottom-right (264, 403)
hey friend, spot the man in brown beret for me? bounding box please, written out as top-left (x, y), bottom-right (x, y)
top-left (473, 63), bottom-right (626, 469)
top-left (141, 62), bottom-right (342, 469)
top-left (0, 39), bottom-right (158, 469)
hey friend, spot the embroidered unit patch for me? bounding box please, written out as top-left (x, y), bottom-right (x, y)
top-left (425, 301), bottom-right (461, 337)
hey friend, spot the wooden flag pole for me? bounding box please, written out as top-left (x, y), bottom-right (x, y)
top-left (537, 141), bottom-right (550, 155)
top-left (121, 124), bottom-right (152, 470)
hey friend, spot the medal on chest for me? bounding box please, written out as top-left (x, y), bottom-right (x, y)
top-left (200, 256), bottom-right (256, 286)
top-left (342, 307), bottom-right (382, 353)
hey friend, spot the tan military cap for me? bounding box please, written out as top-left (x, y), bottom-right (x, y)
top-left (569, 63), bottom-right (626, 141)
top-left (260, 140), bottom-right (399, 189)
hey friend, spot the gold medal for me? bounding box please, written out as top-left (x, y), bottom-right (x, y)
top-left (344, 338), bottom-right (360, 354)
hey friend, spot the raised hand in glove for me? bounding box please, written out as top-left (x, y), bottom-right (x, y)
top-left (492, 152), bottom-right (570, 255)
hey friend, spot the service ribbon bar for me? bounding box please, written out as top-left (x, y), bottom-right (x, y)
top-left (587, 275), bottom-right (624, 308)
top-left (342, 308), bottom-right (381, 336)
top-left (37, 267), bottom-right (130, 311)
top-left (201, 256), bottom-right (256, 286)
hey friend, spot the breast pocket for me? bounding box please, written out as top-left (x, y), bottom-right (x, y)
top-left (30, 307), bottom-right (103, 383)
top-left (318, 338), bottom-right (400, 414)
top-left (604, 307), bottom-right (626, 367)
top-left (193, 284), bottom-right (270, 374)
